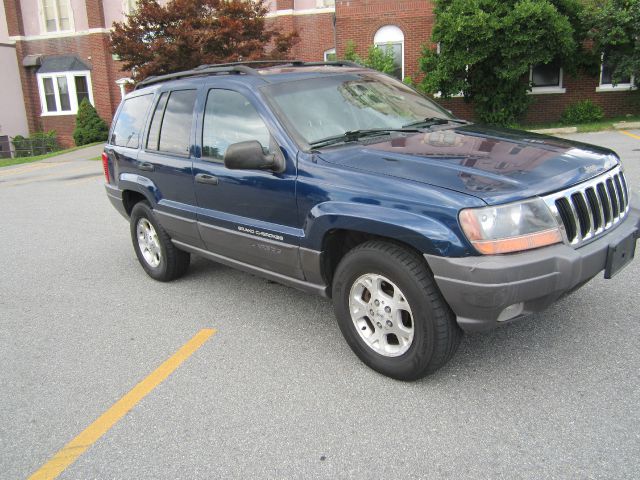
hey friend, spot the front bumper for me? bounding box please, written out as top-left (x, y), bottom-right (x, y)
top-left (425, 207), bottom-right (640, 332)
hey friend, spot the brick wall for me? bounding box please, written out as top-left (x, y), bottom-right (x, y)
top-left (14, 33), bottom-right (125, 148)
top-left (267, 12), bottom-right (336, 62)
top-left (335, 0), bottom-right (434, 80)
top-left (525, 74), bottom-right (638, 124)
top-left (3, 0), bottom-right (24, 36)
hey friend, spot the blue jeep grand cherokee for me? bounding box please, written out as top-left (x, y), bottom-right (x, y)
top-left (103, 61), bottom-right (639, 380)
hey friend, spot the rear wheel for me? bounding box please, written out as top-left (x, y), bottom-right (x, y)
top-left (130, 202), bottom-right (190, 281)
top-left (332, 240), bottom-right (462, 380)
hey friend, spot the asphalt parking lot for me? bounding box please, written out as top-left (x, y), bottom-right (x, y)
top-left (1, 131), bottom-right (639, 480)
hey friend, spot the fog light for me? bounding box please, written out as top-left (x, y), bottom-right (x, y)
top-left (497, 303), bottom-right (524, 322)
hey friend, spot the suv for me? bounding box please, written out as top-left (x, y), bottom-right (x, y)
top-left (103, 61), bottom-right (639, 380)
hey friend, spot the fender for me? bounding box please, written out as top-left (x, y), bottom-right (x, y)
top-left (119, 172), bottom-right (160, 207)
top-left (304, 201), bottom-right (471, 257)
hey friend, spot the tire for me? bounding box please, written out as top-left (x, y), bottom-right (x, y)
top-left (332, 240), bottom-right (462, 380)
top-left (130, 202), bottom-right (190, 282)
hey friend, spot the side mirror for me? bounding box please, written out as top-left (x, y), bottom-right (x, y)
top-left (224, 141), bottom-right (281, 171)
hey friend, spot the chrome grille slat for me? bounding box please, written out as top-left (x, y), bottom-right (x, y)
top-left (544, 166), bottom-right (630, 248)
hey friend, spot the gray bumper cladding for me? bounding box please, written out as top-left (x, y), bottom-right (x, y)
top-left (425, 207), bottom-right (640, 332)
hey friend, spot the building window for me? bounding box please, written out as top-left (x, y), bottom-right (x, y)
top-left (324, 48), bottom-right (336, 62)
top-left (37, 71), bottom-right (93, 116)
top-left (529, 61), bottom-right (566, 94)
top-left (597, 57), bottom-right (636, 92)
top-left (316, 0), bottom-right (335, 7)
top-left (41, 0), bottom-right (73, 33)
top-left (374, 25), bottom-right (404, 80)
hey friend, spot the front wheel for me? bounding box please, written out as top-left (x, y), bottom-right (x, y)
top-left (332, 240), bottom-right (462, 380)
top-left (130, 202), bottom-right (190, 282)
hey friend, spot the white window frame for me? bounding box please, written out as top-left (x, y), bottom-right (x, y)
top-left (374, 25), bottom-right (405, 80)
top-left (324, 48), bottom-right (336, 62)
top-left (596, 57), bottom-right (636, 92)
top-left (38, 0), bottom-right (75, 34)
top-left (36, 71), bottom-right (94, 116)
top-left (529, 64), bottom-right (566, 95)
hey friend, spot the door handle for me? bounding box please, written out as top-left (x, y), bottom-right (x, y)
top-left (138, 162), bottom-right (154, 172)
top-left (195, 173), bottom-right (219, 186)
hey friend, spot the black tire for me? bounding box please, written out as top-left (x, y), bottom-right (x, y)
top-left (130, 202), bottom-right (190, 282)
top-left (332, 240), bottom-right (462, 380)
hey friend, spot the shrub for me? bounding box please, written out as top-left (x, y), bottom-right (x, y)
top-left (11, 131), bottom-right (58, 157)
top-left (73, 98), bottom-right (109, 146)
top-left (342, 40), bottom-right (397, 76)
top-left (560, 100), bottom-right (604, 124)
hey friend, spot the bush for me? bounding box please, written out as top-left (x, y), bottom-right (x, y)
top-left (560, 100), bottom-right (604, 124)
top-left (73, 98), bottom-right (109, 146)
top-left (11, 131), bottom-right (59, 157)
top-left (342, 40), bottom-right (397, 76)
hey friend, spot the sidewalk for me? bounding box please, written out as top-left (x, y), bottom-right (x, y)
top-left (40, 143), bottom-right (105, 163)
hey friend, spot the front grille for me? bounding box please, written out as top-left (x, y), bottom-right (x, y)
top-left (543, 166), bottom-right (630, 247)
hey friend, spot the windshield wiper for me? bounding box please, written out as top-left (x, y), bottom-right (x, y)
top-left (309, 128), bottom-right (420, 149)
top-left (402, 117), bottom-right (470, 129)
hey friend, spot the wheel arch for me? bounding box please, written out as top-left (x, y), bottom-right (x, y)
top-left (307, 203), bottom-right (469, 289)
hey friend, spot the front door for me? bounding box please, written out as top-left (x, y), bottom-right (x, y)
top-left (193, 88), bottom-right (302, 279)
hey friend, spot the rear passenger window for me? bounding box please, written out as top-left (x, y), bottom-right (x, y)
top-left (202, 89), bottom-right (271, 161)
top-left (146, 89), bottom-right (197, 156)
top-left (111, 94), bottom-right (153, 148)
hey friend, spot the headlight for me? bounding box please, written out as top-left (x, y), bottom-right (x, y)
top-left (459, 198), bottom-right (562, 255)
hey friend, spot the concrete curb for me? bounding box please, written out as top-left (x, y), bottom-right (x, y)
top-left (613, 121), bottom-right (640, 130)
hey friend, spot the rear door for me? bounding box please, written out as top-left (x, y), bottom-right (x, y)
top-left (137, 88), bottom-right (203, 248)
top-left (193, 87), bottom-right (302, 279)
top-left (105, 93), bottom-right (154, 182)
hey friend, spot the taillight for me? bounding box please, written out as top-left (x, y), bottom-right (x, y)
top-left (101, 152), bottom-right (110, 183)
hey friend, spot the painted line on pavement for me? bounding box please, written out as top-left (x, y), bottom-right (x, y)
top-left (27, 328), bottom-right (217, 480)
top-left (620, 130), bottom-right (640, 141)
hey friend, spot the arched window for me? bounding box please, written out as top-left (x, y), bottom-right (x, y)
top-left (374, 25), bottom-right (404, 80)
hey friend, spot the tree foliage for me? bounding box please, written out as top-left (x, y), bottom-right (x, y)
top-left (73, 99), bottom-right (109, 146)
top-left (582, 0), bottom-right (640, 85)
top-left (111, 0), bottom-right (298, 80)
top-left (343, 40), bottom-right (397, 75)
top-left (420, 0), bottom-right (589, 126)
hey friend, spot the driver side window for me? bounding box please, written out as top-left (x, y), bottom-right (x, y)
top-left (202, 89), bottom-right (272, 162)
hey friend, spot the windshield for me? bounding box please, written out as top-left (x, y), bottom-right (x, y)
top-left (262, 72), bottom-right (454, 146)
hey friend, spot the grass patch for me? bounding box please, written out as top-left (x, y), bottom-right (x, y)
top-left (0, 142), bottom-right (104, 168)
top-left (520, 115), bottom-right (640, 133)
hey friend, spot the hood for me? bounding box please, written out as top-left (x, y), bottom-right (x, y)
top-left (317, 125), bottom-right (620, 205)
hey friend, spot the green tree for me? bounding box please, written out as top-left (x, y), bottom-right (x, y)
top-left (420, 0), bottom-right (588, 126)
top-left (73, 99), bottom-right (109, 146)
top-left (111, 0), bottom-right (298, 80)
top-left (583, 0), bottom-right (640, 86)
top-left (343, 40), bottom-right (397, 75)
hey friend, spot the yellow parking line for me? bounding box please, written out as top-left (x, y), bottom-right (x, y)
top-left (620, 130), bottom-right (640, 141)
top-left (28, 328), bottom-right (217, 480)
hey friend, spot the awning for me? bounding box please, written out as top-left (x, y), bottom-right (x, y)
top-left (38, 55), bottom-right (91, 74)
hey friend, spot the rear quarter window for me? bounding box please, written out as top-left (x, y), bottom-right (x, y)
top-left (110, 94), bottom-right (154, 148)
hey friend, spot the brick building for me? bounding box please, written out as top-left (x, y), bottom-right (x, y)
top-left (1, 0), bottom-right (637, 148)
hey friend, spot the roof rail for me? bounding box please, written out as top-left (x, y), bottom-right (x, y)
top-left (134, 65), bottom-right (259, 90)
top-left (193, 60), bottom-right (307, 70)
top-left (133, 60), bottom-right (365, 90)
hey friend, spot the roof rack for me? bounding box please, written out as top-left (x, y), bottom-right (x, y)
top-left (134, 60), bottom-right (364, 90)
